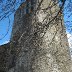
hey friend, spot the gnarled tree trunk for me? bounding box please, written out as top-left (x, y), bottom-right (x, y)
top-left (8, 0), bottom-right (71, 72)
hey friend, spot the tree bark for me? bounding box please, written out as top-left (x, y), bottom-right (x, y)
top-left (8, 0), bottom-right (71, 72)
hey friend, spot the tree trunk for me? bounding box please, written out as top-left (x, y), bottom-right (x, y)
top-left (8, 0), bottom-right (71, 72)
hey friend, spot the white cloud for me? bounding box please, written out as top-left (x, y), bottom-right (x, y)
top-left (1, 40), bottom-right (9, 45)
top-left (67, 33), bottom-right (72, 48)
top-left (67, 33), bottom-right (72, 58)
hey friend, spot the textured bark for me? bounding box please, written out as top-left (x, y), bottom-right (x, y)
top-left (0, 0), bottom-right (71, 72)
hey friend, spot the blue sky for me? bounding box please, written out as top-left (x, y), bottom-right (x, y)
top-left (0, 0), bottom-right (72, 46)
top-left (64, 0), bottom-right (72, 34)
top-left (0, 0), bottom-right (25, 45)
top-left (0, 13), bottom-right (14, 45)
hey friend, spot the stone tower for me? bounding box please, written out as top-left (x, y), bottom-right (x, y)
top-left (0, 0), bottom-right (71, 72)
